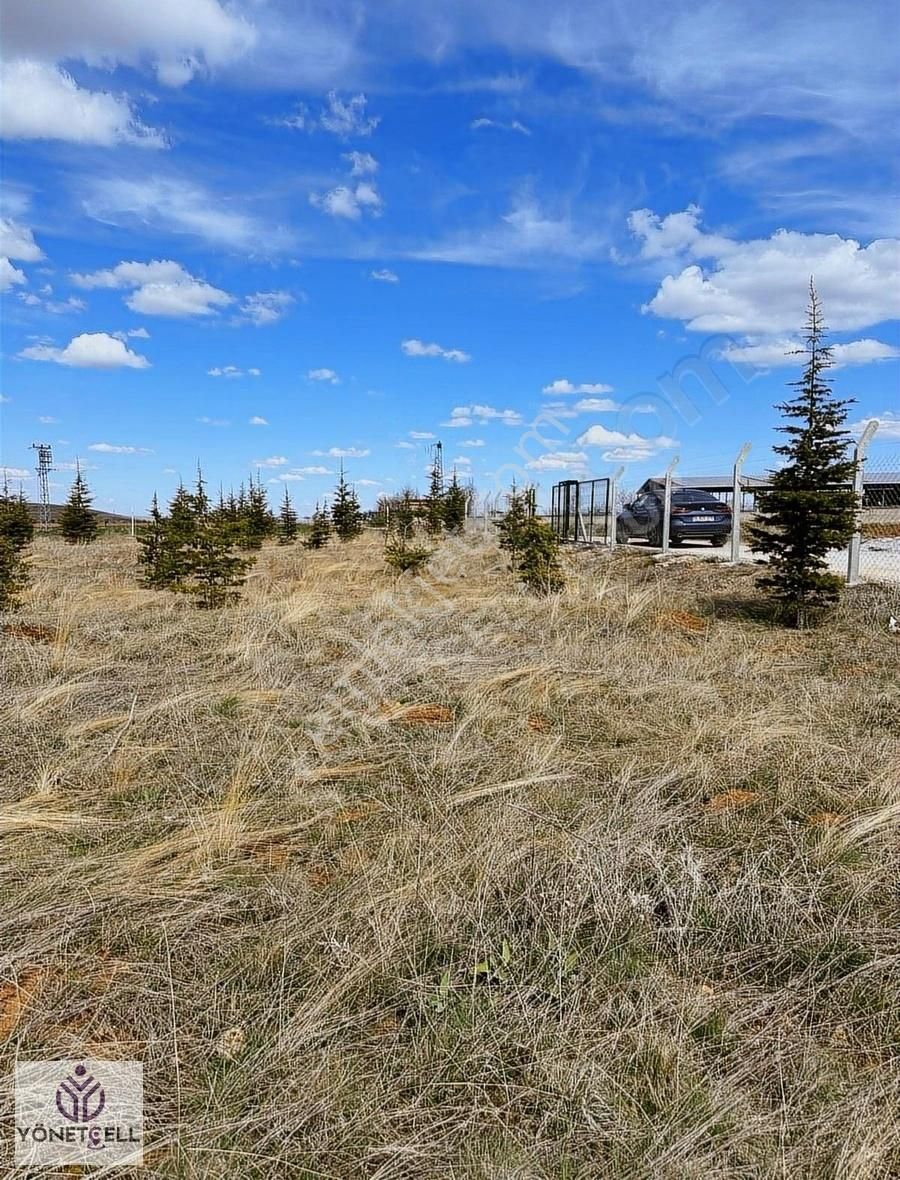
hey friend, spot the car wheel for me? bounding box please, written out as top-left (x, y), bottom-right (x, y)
top-left (710, 536), bottom-right (727, 548)
top-left (670, 536), bottom-right (684, 547)
top-left (615, 523), bottom-right (628, 544)
top-left (648, 524), bottom-right (663, 547)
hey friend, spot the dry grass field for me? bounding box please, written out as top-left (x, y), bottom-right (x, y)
top-left (1, 532), bottom-right (899, 1178)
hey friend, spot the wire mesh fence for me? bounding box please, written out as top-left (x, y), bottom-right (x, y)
top-left (853, 447), bottom-right (900, 585)
top-left (549, 478), bottom-right (611, 544)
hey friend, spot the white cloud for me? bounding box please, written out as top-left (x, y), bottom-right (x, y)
top-left (443, 404), bottom-right (522, 427)
top-left (19, 331), bottom-right (150, 369)
top-left (71, 259), bottom-right (232, 318)
top-left (577, 425), bottom-right (677, 458)
top-left (82, 176), bottom-right (287, 251)
top-left (208, 365), bottom-right (261, 378)
top-left (307, 367), bottom-right (339, 383)
top-left (470, 117), bottom-right (530, 135)
top-left (0, 217), bottom-right (44, 261)
top-left (370, 268), bottom-right (399, 283)
top-left (254, 455), bottom-right (289, 468)
top-left (395, 440), bottom-right (416, 449)
top-left (1, 467), bottom-right (31, 481)
top-left (311, 182), bottom-right (382, 221)
top-left (290, 465), bottom-right (332, 475)
top-left (409, 431), bottom-right (435, 439)
top-left (88, 442), bottom-right (152, 453)
top-left (527, 451), bottom-right (589, 472)
top-left (357, 478), bottom-right (381, 487)
top-left (38, 415), bottom-right (58, 423)
top-left (17, 291), bottom-right (85, 314)
top-left (461, 438), bottom-right (485, 447)
top-left (320, 92), bottom-right (379, 137)
top-left (127, 326), bottom-right (150, 338)
top-left (723, 337), bottom-right (900, 369)
top-left (542, 378), bottom-right (614, 395)
top-left (574, 397), bottom-right (619, 412)
top-left (197, 416), bottom-right (230, 426)
top-left (0, 60), bottom-right (165, 147)
top-left (249, 416), bottom-right (268, 426)
top-left (344, 151), bottom-right (378, 175)
top-left (0, 257), bottom-right (27, 292)
top-left (2, 0), bottom-right (254, 78)
top-left (450, 455), bottom-right (472, 466)
top-left (241, 291), bottom-right (294, 326)
top-left (631, 207), bottom-right (900, 335)
top-left (401, 338), bottom-right (471, 363)
top-left (849, 410), bottom-right (900, 440)
top-left (311, 446), bottom-right (370, 458)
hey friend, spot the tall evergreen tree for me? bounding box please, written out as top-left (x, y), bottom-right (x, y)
top-left (59, 463), bottom-right (99, 544)
top-left (331, 468), bottom-right (363, 542)
top-left (277, 487), bottom-right (299, 544)
top-left (136, 493), bottom-right (169, 588)
top-left (750, 282), bottom-right (858, 627)
top-left (304, 501), bottom-right (332, 550)
top-left (241, 474), bottom-right (276, 549)
top-left (495, 484), bottom-right (529, 569)
top-left (443, 472), bottom-right (468, 535)
top-left (424, 454), bottom-right (445, 536)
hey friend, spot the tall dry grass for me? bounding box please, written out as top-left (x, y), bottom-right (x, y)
top-left (1, 532), bottom-right (898, 1178)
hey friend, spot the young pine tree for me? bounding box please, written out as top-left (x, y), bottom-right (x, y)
top-left (384, 489), bottom-right (431, 574)
top-left (750, 281), bottom-right (858, 627)
top-left (331, 468), bottom-right (363, 542)
top-left (136, 493), bottom-right (169, 588)
top-left (240, 475), bottom-right (276, 549)
top-left (0, 482), bottom-right (33, 613)
top-left (277, 487), bottom-right (299, 544)
top-left (304, 501), bottom-right (332, 550)
top-left (0, 481), bottom-right (34, 550)
top-left (516, 517), bottom-right (565, 594)
top-left (495, 484), bottom-right (530, 569)
top-left (443, 472), bottom-right (468, 535)
top-left (59, 463), bottom-right (99, 544)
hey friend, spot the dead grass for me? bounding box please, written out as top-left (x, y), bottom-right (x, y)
top-left (1, 532), bottom-right (899, 1178)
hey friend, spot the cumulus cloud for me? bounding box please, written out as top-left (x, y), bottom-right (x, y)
top-left (724, 337), bottom-right (900, 369)
top-left (310, 182), bottom-right (382, 220)
top-left (402, 338), bottom-right (471, 363)
top-left (0, 216), bottom-right (44, 261)
top-left (1, 0), bottom-right (255, 85)
top-left (208, 365), bottom-right (261, 378)
top-left (527, 450), bottom-right (589, 472)
top-left (88, 442), bottom-right (152, 453)
top-left (574, 397), bottom-right (619, 412)
top-left (409, 431), bottom-right (435, 439)
top-left (542, 378), bottom-right (614, 395)
top-left (19, 331), bottom-right (150, 369)
top-left (370, 268), bottom-right (399, 283)
top-left (0, 257), bottom-right (27, 292)
top-left (443, 404), bottom-right (522, 427)
top-left (71, 259), bottom-right (232, 318)
top-left (0, 60), bottom-right (165, 147)
top-left (290, 465), bottom-right (332, 475)
top-left (241, 291), bottom-right (294, 326)
top-left (631, 207), bottom-right (900, 336)
top-left (249, 415), bottom-right (268, 426)
top-left (307, 368), bottom-right (339, 383)
top-left (344, 151), bottom-right (378, 175)
top-left (461, 438), bottom-right (485, 447)
top-left (254, 455), bottom-right (289, 468)
top-left (577, 424), bottom-right (677, 461)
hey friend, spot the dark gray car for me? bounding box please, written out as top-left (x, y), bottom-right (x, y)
top-left (616, 488), bottom-right (732, 547)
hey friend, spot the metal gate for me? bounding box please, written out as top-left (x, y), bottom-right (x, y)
top-left (550, 478), bottom-right (611, 544)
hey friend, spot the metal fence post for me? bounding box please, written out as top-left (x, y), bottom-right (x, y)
top-left (661, 455), bottom-right (679, 555)
top-left (730, 442), bottom-right (752, 563)
top-left (608, 466), bottom-right (624, 550)
top-left (847, 420), bottom-right (879, 585)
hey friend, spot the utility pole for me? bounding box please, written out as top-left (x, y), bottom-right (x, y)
top-left (847, 420), bottom-right (878, 586)
top-left (30, 443), bottom-right (53, 527)
top-left (660, 455), bottom-right (679, 555)
top-left (731, 442), bottom-right (752, 563)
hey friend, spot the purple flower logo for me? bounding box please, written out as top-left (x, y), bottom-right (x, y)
top-left (56, 1063), bottom-right (106, 1124)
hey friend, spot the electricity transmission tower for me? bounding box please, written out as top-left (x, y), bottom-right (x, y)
top-left (30, 443), bottom-right (53, 527)
top-left (429, 440), bottom-right (444, 493)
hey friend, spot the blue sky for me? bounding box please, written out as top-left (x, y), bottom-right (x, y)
top-left (1, 0), bottom-right (898, 514)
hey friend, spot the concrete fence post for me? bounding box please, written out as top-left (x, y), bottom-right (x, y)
top-left (847, 420), bottom-right (879, 586)
top-left (608, 465), bottom-right (624, 550)
top-left (661, 455), bottom-right (679, 555)
top-left (730, 442), bottom-right (752, 563)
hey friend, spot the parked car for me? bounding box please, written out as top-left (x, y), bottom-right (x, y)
top-left (616, 487), bottom-right (732, 547)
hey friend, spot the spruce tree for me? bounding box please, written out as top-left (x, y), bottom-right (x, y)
top-left (136, 493), bottom-right (169, 588)
top-left (424, 455), bottom-right (445, 536)
top-left (495, 484), bottom-right (529, 569)
top-left (443, 472), bottom-right (468, 535)
top-left (331, 468), bottom-right (363, 542)
top-left (0, 481), bottom-right (32, 613)
top-left (0, 481), bottom-right (34, 550)
top-left (59, 463), bottom-right (99, 544)
top-left (277, 487), bottom-right (299, 544)
top-left (750, 282), bottom-right (858, 627)
top-left (516, 517), bottom-right (565, 594)
top-left (304, 501), bottom-right (332, 550)
top-left (241, 474), bottom-right (276, 549)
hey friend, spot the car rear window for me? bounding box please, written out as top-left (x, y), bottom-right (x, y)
top-left (672, 490), bottom-right (723, 504)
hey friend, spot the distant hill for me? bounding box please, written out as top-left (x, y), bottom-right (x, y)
top-left (24, 502), bottom-right (145, 526)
